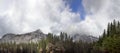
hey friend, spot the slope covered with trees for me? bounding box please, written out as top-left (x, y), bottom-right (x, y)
top-left (0, 32), bottom-right (93, 53)
top-left (0, 20), bottom-right (120, 53)
top-left (93, 20), bottom-right (120, 53)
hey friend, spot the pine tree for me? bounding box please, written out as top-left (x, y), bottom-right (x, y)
top-left (107, 23), bottom-right (110, 36)
top-left (97, 20), bottom-right (120, 53)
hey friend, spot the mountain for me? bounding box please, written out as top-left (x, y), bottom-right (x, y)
top-left (0, 29), bottom-right (46, 44)
top-left (72, 34), bottom-right (98, 43)
top-left (0, 29), bottom-right (98, 44)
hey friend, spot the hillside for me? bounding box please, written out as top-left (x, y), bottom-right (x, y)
top-left (0, 20), bottom-right (120, 53)
top-left (0, 30), bottom-right (97, 44)
top-left (0, 29), bottom-right (46, 43)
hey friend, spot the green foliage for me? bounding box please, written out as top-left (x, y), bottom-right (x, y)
top-left (1, 20), bottom-right (120, 53)
top-left (96, 20), bottom-right (120, 53)
top-left (0, 32), bottom-right (94, 53)
top-left (102, 36), bottom-right (120, 53)
top-left (0, 43), bottom-right (38, 53)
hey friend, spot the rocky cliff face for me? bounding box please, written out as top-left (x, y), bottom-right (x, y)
top-left (0, 29), bottom-right (98, 44)
top-left (73, 34), bottom-right (98, 43)
top-left (0, 29), bottom-right (46, 44)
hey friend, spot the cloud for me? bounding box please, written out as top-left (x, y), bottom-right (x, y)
top-left (0, 0), bottom-right (120, 37)
top-left (82, 0), bottom-right (120, 37)
top-left (0, 0), bottom-right (81, 37)
top-left (55, 0), bottom-right (120, 37)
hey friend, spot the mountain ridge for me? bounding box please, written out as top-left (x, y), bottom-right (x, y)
top-left (0, 29), bottom-right (98, 44)
top-left (0, 29), bottom-right (46, 44)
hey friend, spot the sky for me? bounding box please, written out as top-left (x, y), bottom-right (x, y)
top-left (67, 0), bottom-right (86, 20)
top-left (0, 0), bottom-right (120, 37)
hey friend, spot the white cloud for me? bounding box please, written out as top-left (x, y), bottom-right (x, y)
top-left (82, 0), bottom-right (120, 37)
top-left (0, 0), bottom-right (81, 37)
top-left (0, 0), bottom-right (120, 37)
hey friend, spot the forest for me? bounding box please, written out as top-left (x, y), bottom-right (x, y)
top-left (0, 20), bottom-right (120, 53)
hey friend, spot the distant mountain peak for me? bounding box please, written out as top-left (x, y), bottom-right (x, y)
top-left (2, 33), bottom-right (16, 39)
top-left (33, 29), bottom-right (43, 34)
top-left (0, 29), bottom-right (46, 44)
top-left (0, 29), bottom-right (98, 44)
top-left (72, 34), bottom-right (98, 43)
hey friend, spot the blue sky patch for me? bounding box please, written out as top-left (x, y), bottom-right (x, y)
top-left (67, 0), bottom-right (86, 20)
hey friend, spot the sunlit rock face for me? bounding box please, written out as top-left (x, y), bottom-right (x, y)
top-left (0, 29), bottom-right (46, 44)
top-left (0, 29), bottom-right (98, 44)
top-left (72, 34), bottom-right (98, 43)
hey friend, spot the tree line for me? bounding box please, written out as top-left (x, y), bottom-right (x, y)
top-left (0, 20), bottom-right (120, 53)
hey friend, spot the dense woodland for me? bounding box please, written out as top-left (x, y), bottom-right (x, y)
top-left (0, 20), bottom-right (120, 53)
